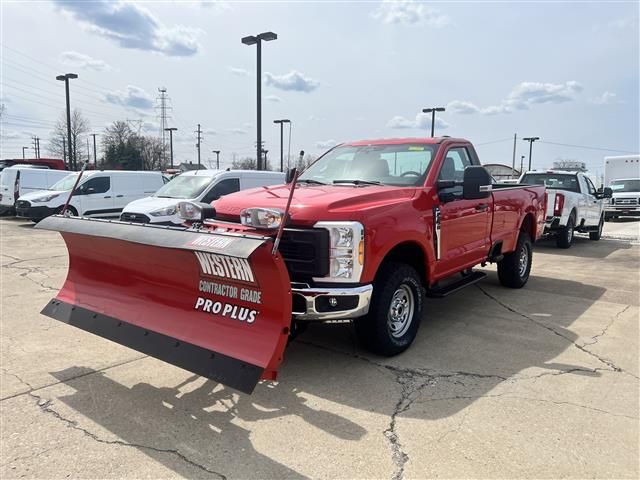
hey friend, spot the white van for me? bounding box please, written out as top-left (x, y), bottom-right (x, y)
top-left (120, 169), bottom-right (285, 225)
top-left (16, 170), bottom-right (166, 221)
top-left (0, 166), bottom-right (70, 215)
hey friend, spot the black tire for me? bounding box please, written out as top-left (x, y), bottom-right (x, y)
top-left (57, 206), bottom-right (78, 216)
top-left (589, 215), bottom-right (604, 241)
top-left (497, 232), bottom-right (532, 289)
top-left (355, 262), bottom-right (424, 356)
top-left (556, 214), bottom-right (575, 249)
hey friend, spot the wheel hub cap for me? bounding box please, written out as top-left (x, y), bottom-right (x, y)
top-left (518, 245), bottom-right (529, 277)
top-left (387, 285), bottom-right (415, 338)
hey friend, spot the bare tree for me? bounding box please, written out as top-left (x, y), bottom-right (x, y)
top-left (140, 136), bottom-right (167, 170)
top-left (47, 109), bottom-right (90, 169)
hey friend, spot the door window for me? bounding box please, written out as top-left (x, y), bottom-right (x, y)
top-left (585, 177), bottom-right (596, 196)
top-left (79, 176), bottom-right (110, 195)
top-left (438, 148), bottom-right (472, 197)
top-left (201, 178), bottom-right (240, 203)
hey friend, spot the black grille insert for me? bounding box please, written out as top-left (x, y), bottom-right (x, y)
top-left (120, 212), bottom-right (150, 223)
top-left (278, 228), bottom-right (329, 280)
top-left (16, 200), bottom-right (30, 209)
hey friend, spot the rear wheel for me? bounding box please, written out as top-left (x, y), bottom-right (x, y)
top-left (58, 206), bottom-right (78, 217)
top-left (497, 232), bottom-right (532, 288)
top-left (589, 215), bottom-right (604, 241)
top-left (355, 262), bottom-right (424, 356)
top-left (556, 214), bottom-right (575, 248)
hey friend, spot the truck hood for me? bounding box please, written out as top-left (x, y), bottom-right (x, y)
top-left (612, 191), bottom-right (640, 198)
top-left (214, 184), bottom-right (418, 226)
top-left (19, 189), bottom-right (67, 202)
top-left (123, 196), bottom-right (182, 213)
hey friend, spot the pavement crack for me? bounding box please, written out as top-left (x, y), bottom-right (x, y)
top-left (0, 367), bottom-right (35, 392)
top-left (475, 285), bottom-right (638, 380)
top-left (582, 304), bottom-right (631, 347)
top-left (29, 392), bottom-right (227, 479)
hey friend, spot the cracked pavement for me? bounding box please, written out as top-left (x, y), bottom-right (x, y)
top-left (1, 217), bottom-right (638, 479)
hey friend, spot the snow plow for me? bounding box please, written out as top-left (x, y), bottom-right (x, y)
top-left (36, 215), bottom-right (292, 394)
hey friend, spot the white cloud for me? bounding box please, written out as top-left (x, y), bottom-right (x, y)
top-left (447, 80), bottom-right (583, 116)
top-left (265, 70), bottom-right (320, 93)
top-left (60, 51), bottom-right (112, 71)
top-left (228, 66), bottom-right (250, 77)
top-left (316, 139), bottom-right (338, 149)
top-left (387, 112), bottom-right (450, 130)
top-left (590, 91), bottom-right (619, 105)
top-left (229, 128), bottom-right (247, 135)
top-left (105, 85), bottom-right (154, 110)
top-left (447, 100), bottom-right (480, 115)
top-left (53, 0), bottom-right (201, 56)
top-left (265, 95), bottom-right (282, 102)
top-left (372, 0), bottom-right (450, 27)
top-left (2, 130), bottom-right (20, 139)
top-left (204, 128), bottom-right (217, 135)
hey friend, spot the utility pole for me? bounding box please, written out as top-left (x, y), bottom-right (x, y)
top-left (22, 146), bottom-right (27, 159)
top-left (522, 136), bottom-right (540, 171)
top-left (511, 133), bottom-right (517, 178)
top-left (263, 149), bottom-right (269, 169)
top-left (32, 136), bottom-right (38, 158)
top-left (56, 73), bottom-right (78, 170)
top-left (86, 138), bottom-right (90, 163)
top-left (90, 133), bottom-right (98, 165)
top-left (273, 119), bottom-right (291, 172)
top-left (422, 107), bottom-right (446, 137)
top-left (212, 150), bottom-right (220, 169)
top-left (195, 124), bottom-right (202, 169)
top-left (164, 127), bottom-right (177, 168)
top-left (520, 155), bottom-right (525, 175)
top-left (36, 137), bottom-right (41, 158)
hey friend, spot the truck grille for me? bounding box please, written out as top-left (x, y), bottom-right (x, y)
top-left (120, 212), bottom-right (150, 223)
top-left (613, 198), bottom-right (638, 206)
top-left (15, 200), bottom-right (30, 209)
top-left (278, 228), bottom-right (329, 280)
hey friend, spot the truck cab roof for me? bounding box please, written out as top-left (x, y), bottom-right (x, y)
top-left (344, 137), bottom-right (469, 147)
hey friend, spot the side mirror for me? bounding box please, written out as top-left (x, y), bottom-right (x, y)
top-left (462, 166), bottom-right (492, 200)
top-left (285, 168), bottom-right (298, 184)
top-left (603, 187), bottom-right (613, 199)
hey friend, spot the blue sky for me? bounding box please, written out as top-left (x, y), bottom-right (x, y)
top-left (1, 0), bottom-right (638, 177)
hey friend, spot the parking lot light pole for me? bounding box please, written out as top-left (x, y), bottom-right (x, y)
top-left (56, 73), bottom-right (78, 170)
top-left (164, 127), bottom-right (177, 168)
top-left (242, 31), bottom-right (277, 171)
top-left (273, 119), bottom-right (290, 172)
top-left (522, 137), bottom-right (540, 171)
top-left (422, 107), bottom-right (446, 137)
top-left (21, 146), bottom-right (27, 159)
top-left (212, 150), bottom-right (220, 169)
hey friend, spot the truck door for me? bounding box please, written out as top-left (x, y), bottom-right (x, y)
top-left (583, 176), bottom-right (601, 225)
top-left (77, 175), bottom-right (114, 217)
top-left (433, 147), bottom-right (492, 278)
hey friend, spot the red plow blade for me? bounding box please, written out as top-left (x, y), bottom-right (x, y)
top-left (36, 216), bottom-right (292, 394)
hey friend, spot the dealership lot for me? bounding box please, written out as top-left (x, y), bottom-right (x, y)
top-left (1, 217), bottom-right (638, 479)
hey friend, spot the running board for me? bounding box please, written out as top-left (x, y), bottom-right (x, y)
top-left (426, 271), bottom-right (487, 298)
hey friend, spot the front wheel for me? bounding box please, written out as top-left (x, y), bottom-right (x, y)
top-left (355, 262), bottom-right (424, 356)
top-left (589, 215), bottom-right (604, 241)
top-left (497, 232), bottom-right (532, 288)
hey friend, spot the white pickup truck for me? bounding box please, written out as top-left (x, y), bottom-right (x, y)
top-left (520, 170), bottom-right (612, 248)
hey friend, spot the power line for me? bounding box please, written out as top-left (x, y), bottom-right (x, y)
top-left (475, 138), bottom-right (513, 146)
top-left (539, 140), bottom-right (637, 154)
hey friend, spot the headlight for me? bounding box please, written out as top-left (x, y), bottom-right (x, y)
top-left (177, 201), bottom-right (216, 222)
top-left (149, 205), bottom-right (177, 217)
top-left (31, 193), bottom-right (60, 203)
top-left (315, 221), bottom-right (364, 282)
top-left (240, 208), bottom-right (284, 229)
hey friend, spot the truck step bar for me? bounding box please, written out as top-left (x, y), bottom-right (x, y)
top-left (427, 271), bottom-right (487, 298)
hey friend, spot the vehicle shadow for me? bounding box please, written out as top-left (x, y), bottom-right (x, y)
top-left (49, 274), bottom-right (607, 476)
top-left (535, 236), bottom-right (632, 258)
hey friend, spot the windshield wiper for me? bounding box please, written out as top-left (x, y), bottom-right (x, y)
top-left (333, 179), bottom-right (382, 186)
top-left (298, 179), bottom-right (327, 185)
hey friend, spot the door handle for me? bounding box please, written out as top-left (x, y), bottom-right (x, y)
top-left (116, 195), bottom-right (123, 198)
top-left (475, 203), bottom-right (489, 211)
top-left (104, 196), bottom-right (111, 199)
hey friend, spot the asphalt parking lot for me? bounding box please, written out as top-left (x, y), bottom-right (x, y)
top-left (1, 217), bottom-right (638, 479)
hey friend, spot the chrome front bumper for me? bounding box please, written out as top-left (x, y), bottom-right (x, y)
top-left (291, 284), bottom-right (373, 321)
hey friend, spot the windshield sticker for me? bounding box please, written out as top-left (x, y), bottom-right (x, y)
top-left (408, 146), bottom-right (425, 151)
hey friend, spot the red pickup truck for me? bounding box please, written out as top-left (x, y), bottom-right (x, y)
top-left (38, 137), bottom-right (546, 394)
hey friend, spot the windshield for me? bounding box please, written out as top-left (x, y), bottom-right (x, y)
top-left (299, 143), bottom-right (437, 187)
top-left (49, 173), bottom-right (82, 191)
top-left (521, 173), bottom-right (579, 193)
top-left (153, 174), bottom-right (213, 199)
top-left (610, 179), bottom-right (640, 192)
